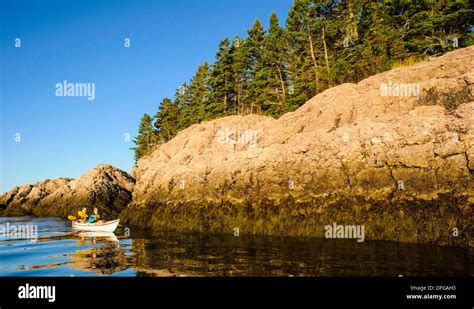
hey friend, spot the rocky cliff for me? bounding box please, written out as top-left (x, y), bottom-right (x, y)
top-left (0, 164), bottom-right (135, 218)
top-left (121, 46), bottom-right (474, 245)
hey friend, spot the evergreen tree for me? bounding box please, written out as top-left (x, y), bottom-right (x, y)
top-left (173, 82), bottom-right (189, 132)
top-left (132, 113), bottom-right (156, 161)
top-left (357, 0), bottom-right (400, 76)
top-left (231, 36), bottom-right (247, 114)
top-left (243, 19), bottom-right (266, 114)
top-left (209, 38), bottom-right (234, 115)
top-left (181, 62), bottom-right (211, 125)
top-left (154, 97), bottom-right (179, 144)
top-left (331, 0), bottom-right (363, 84)
top-left (285, 0), bottom-right (318, 109)
top-left (400, 0), bottom-right (474, 56)
top-left (260, 12), bottom-right (290, 116)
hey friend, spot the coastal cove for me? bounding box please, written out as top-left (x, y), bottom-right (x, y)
top-left (1, 47), bottom-right (473, 247)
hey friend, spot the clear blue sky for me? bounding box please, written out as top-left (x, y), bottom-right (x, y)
top-left (0, 0), bottom-right (293, 193)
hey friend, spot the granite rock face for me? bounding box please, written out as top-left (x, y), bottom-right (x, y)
top-left (122, 46), bottom-right (474, 245)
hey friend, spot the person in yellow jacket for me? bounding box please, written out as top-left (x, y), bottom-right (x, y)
top-left (78, 207), bottom-right (89, 223)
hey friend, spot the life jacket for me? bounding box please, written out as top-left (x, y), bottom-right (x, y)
top-left (88, 214), bottom-right (96, 223)
top-left (78, 211), bottom-right (88, 219)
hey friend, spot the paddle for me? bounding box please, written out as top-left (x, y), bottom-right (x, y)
top-left (69, 210), bottom-right (92, 221)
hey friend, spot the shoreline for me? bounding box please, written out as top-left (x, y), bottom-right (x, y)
top-left (120, 188), bottom-right (473, 247)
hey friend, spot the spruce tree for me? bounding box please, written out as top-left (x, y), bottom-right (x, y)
top-left (243, 19), bottom-right (266, 114)
top-left (260, 12), bottom-right (290, 116)
top-left (173, 82), bottom-right (189, 132)
top-left (183, 62), bottom-right (212, 123)
top-left (331, 0), bottom-right (363, 84)
top-left (401, 0), bottom-right (474, 56)
top-left (132, 113), bottom-right (156, 161)
top-left (154, 97), bottom-right (179, 143)
top-left (231, 36), bottom-right (247, 114)
top-left (285, 0), bottom-right (318, 110)
top-left (209, 38), bottom-right (233, 115)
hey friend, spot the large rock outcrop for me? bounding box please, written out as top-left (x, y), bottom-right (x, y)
top-left (121, 46), bottom-right (474, 245)
top-left (0, 164), bottom-right (135, 218)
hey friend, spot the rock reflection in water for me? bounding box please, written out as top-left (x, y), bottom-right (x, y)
top-left (69, 234), bottom-right (131, 275)
top-left (129, 232), bottom-right (473, 277)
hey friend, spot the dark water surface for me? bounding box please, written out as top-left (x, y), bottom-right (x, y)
top-left (0, 217), bottom-right (472, 276)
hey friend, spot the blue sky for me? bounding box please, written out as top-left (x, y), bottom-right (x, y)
top-left (0, 0), bottom-right (293, 193)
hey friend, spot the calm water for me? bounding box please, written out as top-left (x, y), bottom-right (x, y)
top-left (0, 216), bottom-right (472, 277)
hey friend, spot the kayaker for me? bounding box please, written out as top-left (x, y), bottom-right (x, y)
top-left (78, 207), bottom-right (89, 223)
top-left (88, 207), bottom-right (101, 223)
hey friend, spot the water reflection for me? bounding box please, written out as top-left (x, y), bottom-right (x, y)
top-left (68, 243), bottom-right (130, 275)
top-left (14, 231), bottom-right (131, 275)
top-left (76, 231), bottom-right (119, 243)
top-left (129, 233), bottom-right (473, 277)
top-left (0, 217), bottom-right (472, 276)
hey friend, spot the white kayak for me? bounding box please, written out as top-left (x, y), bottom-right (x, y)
top-left (72, 219), bottom-right (120, 232)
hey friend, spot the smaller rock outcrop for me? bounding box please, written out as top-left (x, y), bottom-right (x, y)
top-left (0, 178), bottom-right (72, 215)
top-left (0, 164), bottom-right (135, 218)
